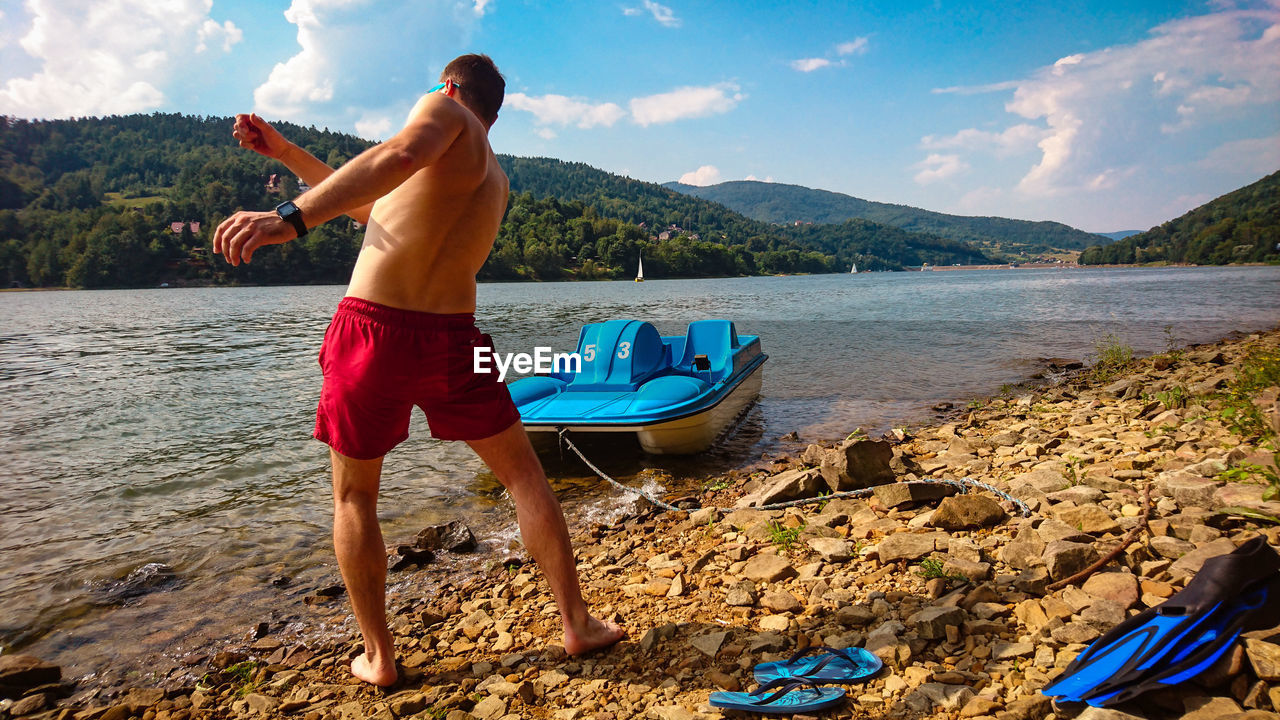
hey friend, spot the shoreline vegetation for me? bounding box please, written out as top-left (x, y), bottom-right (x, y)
top-left (4, 327), bottom-right (1279, 719)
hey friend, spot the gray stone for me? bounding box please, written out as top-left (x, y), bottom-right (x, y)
top-left (877, 533), bottom-right (944, 563)
top-left (723, 508), bottom-right (774, 532)
top-left (648, 705), bottom-right (697, 720)
top-left (0, 656), bottom-right (60, 699)
top-left (724, 582), bottom-right (756, 607)
top-left (1082, 572), bottom-right (1140, 609)
top-left (1169, 538), bottom-right (1238, 581)
top-left (1150, 534), bottom-right (1196, 559)
top-left (415, 520), bottom-right (477, 553)
top-left (942, 558), bottom-right (991, 582)
top-left (1036, 518), bottom-right (1093, 544)
top-left (908, 606), bottom-right (967, 640)
top-left (835, 604), bottom-right (877, 626)
top-left (873, 482), bottom-right (956, 509)
top-left (690, 631), bottom-right (729, 657)
top-left (245, 693), bottom-right (279, 715)
top-left (735, 467), bottom-right (824, 508)
top-left (1055, 505), bottom-right (1121, 535)
top-left (759, 591), bottom-right (802, 614)
top-left (1080, 599), bottom-right (1127, 629)
top-left (1014, 566), bottom-right (1052, 595)
top-left (640, 623), bottom-right (678, 651)
top-left (471, 695), bottom-right (507, 720)
top-left (927, 495), bottom-right (1008, 530)
top-left (807, 537), bottom-right (854, 562)
top-left (1046, 486), bottom-right (1106, 505)
top-left (911, 683), bottom-right (975, 711)
top-left (1043, 540), bottom-right (1100, 581)
top-left (1001, 537), bottom-right (1047, 571)
top-left (992, 642), bottom-right (1035, 660)
top-left (1216, 484), bottom-right (1280, 517)
top-left (819, 439), bottom-right (896, 491)
top-left (1155, 471), bottom-right (1223, 509)
top-left (1051, 621), bottom-right (1101, 644)
top-left (1244, 639), bottom-right (1280, 681)
top-left (742, 555), bottom-right (798, 583)
top-left (1019, 468), bottom-right (1072, 493)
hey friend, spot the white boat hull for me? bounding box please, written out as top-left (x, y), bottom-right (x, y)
top-left (525, 365), bottom-right (763, 454)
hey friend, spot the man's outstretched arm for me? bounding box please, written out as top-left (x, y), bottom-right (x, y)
top-left (233, 113), bottom-right (374, 224)
top-left (214, 95), bottom-right (467, 266)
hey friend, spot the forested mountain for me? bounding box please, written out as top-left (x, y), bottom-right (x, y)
top-left (664, 180), bottom-right (1107, 252)
top-left (502, 156), bottom-right (994, 273)
top-left (0, 113), bottom-right (992, 289)
top-left (1078, 171), bottom-right (1280, 265)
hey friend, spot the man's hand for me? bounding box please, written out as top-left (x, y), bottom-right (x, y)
top-left (234, 113), bottom-right (290, 159)
top-left (213, 211), bottom-right (297, 266)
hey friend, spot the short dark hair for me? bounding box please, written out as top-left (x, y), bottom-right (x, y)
top-left (441, 54), bottom-right (505, 125)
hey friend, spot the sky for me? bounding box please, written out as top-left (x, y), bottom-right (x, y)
top-left (0, 0), bottom-right (1278, 233)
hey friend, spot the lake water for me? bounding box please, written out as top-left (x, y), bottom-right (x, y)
top-left (2, 266), bottom-right (1278, 687)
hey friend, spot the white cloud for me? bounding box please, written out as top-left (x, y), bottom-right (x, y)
top-left (195, 19), bottom-right (243, 53)
top-left (913, 154), bottom-right (969, 184)
top-left (253, 1), bottom-right (480, 122)
top-left (535, 127), bottom-right (556, 140)
top-left (921, 124), bottom-right (1046, 157)
top-left (678, 165), bottom-right (722, 186)
top-left (836, 38), bottom-right (869, 56)
top-left (354, 112), bottom-right (393, 140)
top-left (0, 0), bottom-right (240, 118)
top-left (921, 5), bottom-right (1280, 199)
top-left (932, 80), bottom-right (1022, 95)
top-left (791, 38), bottom-right (869, 73)
top-left (1198, 134), bottom-right (1280, 175)
top-left (791, 58), bottom-right (832, 73)
top-left (629, 82), bottom-right (743, 126)
top-left (505, 92), bottom-right (625, 129)
top-left (744, 174), bottom-right (775, 182)
top-left (624, 0), bottom-right (680, 27)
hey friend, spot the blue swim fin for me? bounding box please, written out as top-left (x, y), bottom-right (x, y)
top-left (1042, 536), bottom-right (1280, 707)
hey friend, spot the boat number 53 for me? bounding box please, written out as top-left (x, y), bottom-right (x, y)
top-left (582, 342), bottom-right (631, 362)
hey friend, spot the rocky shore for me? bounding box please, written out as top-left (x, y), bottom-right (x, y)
top-left (4, 328), bottom-right (1280, 720)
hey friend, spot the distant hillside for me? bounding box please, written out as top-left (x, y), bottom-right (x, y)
top-left (1098, 230), bottom-right (1143, 242)
top-left (1079, 171), bottom-right (1280, 265)
top-left (501, 156), bottom-right (995, 271)
top-left (664, 180), bottom-right (1107, 252)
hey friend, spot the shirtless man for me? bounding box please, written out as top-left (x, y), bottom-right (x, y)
top-left (213, 54), bottom-right (623, 687)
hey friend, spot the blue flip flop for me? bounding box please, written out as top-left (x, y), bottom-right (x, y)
top-left (709, 677), bottom-right (847, 715)
top-left (754, 645), bottom-right (883, 684)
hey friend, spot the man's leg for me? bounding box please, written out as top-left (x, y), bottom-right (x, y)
top-left (330, 449), bottom-right (398, 686)
top-left (468, 421), bottom-right (625, 655)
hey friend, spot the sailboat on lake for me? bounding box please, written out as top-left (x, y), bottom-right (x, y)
top-left (635, 255), bottom-right (644, 282)
top-left (850, 262), bottom-right (858, 274)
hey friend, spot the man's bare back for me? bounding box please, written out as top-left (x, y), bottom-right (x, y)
top-left (349, 92), bottom-right (509, 313)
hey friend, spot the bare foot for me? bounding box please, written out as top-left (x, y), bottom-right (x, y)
top-left (564, 615), bottom-right (626, 656)
top-left (351, 652), bottom-right (398, 687)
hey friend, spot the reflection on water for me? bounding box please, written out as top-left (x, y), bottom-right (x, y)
top-left (1, 267), bottom-right (1277, 685)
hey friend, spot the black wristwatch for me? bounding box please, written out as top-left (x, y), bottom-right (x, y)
top-left (275, 200), bottom-right (308, 238)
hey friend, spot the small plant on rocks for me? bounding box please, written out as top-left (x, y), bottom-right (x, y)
top-left (1089, 332), bottom-right (1135, 381)
top-left (1156, 385), bottom-right (1190, 410)
top-left (766, 521), bottom-right (804, 551)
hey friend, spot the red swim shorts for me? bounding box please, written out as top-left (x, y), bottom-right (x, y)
top-left (313, 297), bottom-right (520, 459)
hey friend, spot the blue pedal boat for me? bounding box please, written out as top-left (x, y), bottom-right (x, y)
top-left (508, 319), bottom-right (767, 454)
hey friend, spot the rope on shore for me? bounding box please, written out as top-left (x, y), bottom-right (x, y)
top-left (556, 429), bottom-right (1033, 519)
